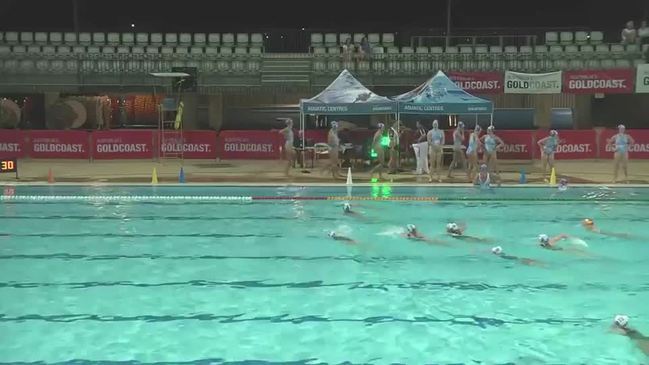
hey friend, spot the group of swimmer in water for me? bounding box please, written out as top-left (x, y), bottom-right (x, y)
top-left (330, 202), bottom-right (648, 355)
top-left (278, 119), bottom-right (636, 184)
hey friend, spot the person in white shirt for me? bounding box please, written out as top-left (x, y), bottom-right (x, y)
top-left (638, 20), bottom-right (649, 45)
top-left (411, 121), bottom-right (429, 175)
top-left (621, 21), bottom-right (637, 44)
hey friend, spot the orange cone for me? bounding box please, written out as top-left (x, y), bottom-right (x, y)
top-left (47, 168), bottom-right (54, 184)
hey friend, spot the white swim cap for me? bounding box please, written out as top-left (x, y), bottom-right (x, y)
top-left (432, 120), bottom-right (439, 127)
top-left (550, 130), bottom-right (558, 136)
top-left (487, 125), bottom-right (495, 131)
top-left (407, 224), bottom-right (416, 233)
top-left (618, 124), bottom-right (626, 130)
top-left (328, 231), bottom-right (336, 238)
top-left (343, 202), bottom-right (351, 212)
top-left (475, 125), bottom-right (481, 131)
top-left (377, 123), bottom-right (385, 128)
top-left (331, 121), bottom-right (338, 128)
top-left (446, 223), bottom-right (458, 232)
top-left (458, 121), bottom-right (465, 128)
top-left (538, 234), bottom-right (549, 244)
top-left (492, 246), bottom-right (503, 255)
top-left (615, 314), bottom-right (629, 328)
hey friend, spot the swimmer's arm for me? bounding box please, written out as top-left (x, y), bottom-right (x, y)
top-left (628, 135), bottom-right (636, 145)
top-left (549, 234), bottom-right (569, 246)
top-left (537, 136), bottom-right (548, 147)
top-left (495, 136), bottom-right (505, 149)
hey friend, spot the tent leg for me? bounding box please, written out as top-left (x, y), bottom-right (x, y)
top-left (300, 112), bottom-right (308, 173)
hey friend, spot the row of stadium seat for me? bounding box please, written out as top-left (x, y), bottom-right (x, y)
top-left (0, 31), bottom-right (263, 47)
top-left (313, 58), bottom-right (644, 74)
top-left (308, 31), bottom-right (608, 48)
top-left (0, 45), bottom-right (263, 56)
top-left (314, 43), bottom-right (647, 58)
top-left (0, 59), bottom-right (262, 74)
top-left (310, 33), bottom-right (394, 47)
top-left (544, 31), bottom-right (604, 45)
top-left (1, 56), bottom-right (642, 76)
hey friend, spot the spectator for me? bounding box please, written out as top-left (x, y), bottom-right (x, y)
top-left (359, 36), bottom-right (372, 60)
top-left (638, 20), bottom-right (649, 45)
top-left (342, 37), bottom-right (354, 62)
top-left (621, 21), bottom-right (637, 44)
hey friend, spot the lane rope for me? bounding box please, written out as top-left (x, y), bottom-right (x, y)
top-left (0, 195), bottom-right (439, 202)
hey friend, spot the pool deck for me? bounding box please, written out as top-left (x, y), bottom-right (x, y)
top-left (1, 158), bottom-right (649, 185)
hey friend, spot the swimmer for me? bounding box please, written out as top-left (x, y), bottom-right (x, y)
top-left (466, 125), bottom-right (482, 182)
top-left (328, 231), bottom-right (356, 244)
top-left (446, 222), bottom-right (491, 243)
top-left (558, 178), bottom-right (568, 192)
top-left (369, 123), bottom-right (386, 181)
top-left (342, 202), bottom-right (364, 218)
top-left (537, 130), bottom-right (561, 181)
top-left (277, 118), bottom-right (295, 177)
top-left (447, 121), bottom-right (466, 179)
top-left (537, 233), bottom-right (570, 250)
top-left (491, 246), bottom-right (540, 266)
top-left (611, 315), bottom-right (649, 356)
top-left (480, 126), bottom-right (504, 184)
top-left (404, 224), bottom-right (447, 245)
top-left (474, 164), bottom-right (491, 189)
top-left (582, 218), bottom-right (631, 238)
top-left (427, 120), bottom-right (445, 183)
top-left (607, 124), bottom-right (635, 183)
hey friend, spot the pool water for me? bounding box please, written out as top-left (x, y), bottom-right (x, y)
top-left (1, 185), bottom-right (649, 364)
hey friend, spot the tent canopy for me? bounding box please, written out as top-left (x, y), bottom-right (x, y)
top-left (394, 71), bottom-right (493, 114)
top-left (301, 69), bottom-right (396, 115)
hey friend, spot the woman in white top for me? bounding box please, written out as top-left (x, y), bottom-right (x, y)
top-left (427, 120), bottom-right (445, 183)
top-left (621, 21), bottom-right (637, 44)
top-left (326, 121), bottom-right (342, 179)
top-left (278, 119), bottom-right (295, 177)
top-left (638, 20), bottom-right (649, 45)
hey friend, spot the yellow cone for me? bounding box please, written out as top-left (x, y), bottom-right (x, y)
top-left (151, 167), bottom-right (158, 184)
top-left (549, 167), bottom-right (557, 185)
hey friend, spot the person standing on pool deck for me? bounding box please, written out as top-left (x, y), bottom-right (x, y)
top-left (466, 125), bottom-right (482, 182)
top-left (278, 119), bottom-right (295, 177)
top-left (611, 315), bottom-right (649, 356)
top-left (537, 130), bottom-right (561, 182)
top-left (480, 126), bottom-right (504, 183)
top-left (447, 122), bottom-right (466, 179)
top-left (427, 120), bottom-right (445, 183)
top-left (412, 121), bottom-right (429, 175)
top-left (607, 124), bottom-right (635, 183)
top-left (325, 121), bottom-right (342, 179)
top-left (370, 123), bottom-right (386, 181)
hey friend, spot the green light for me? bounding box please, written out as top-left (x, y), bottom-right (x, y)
top-left (380, 136), bottom-right (390, 147)
top-left (371, 181), bottom-right (380, 197)
top-left (370, 149), bottom-right (377, 158)
top-left (382, 184), bottom-right (392, 198)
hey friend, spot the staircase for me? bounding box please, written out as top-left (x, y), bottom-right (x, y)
top-left (261, 54), bottom-right (312, 84)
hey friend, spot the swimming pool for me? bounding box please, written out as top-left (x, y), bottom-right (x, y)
top-left (1, 185), bottom-right (649, 364)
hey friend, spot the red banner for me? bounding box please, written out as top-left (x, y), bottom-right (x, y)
top-left (491, 130), bottom-right (535, 159)
top-left (563, 69), bottom-right (634, 94)
top-left (28, 130), bottom-right (90, 159)
top-left (159, 130), bottom-right (217, 159)
top-left (448, 71), bottom-right (504, 94)
top-left (553, 130), bottom-right (598, 159)
top-left (599, 129), bottom-right (649, 159)
top-left (92, 130), bottom-right (154, 159)
top-left (217, 130), bottom-right (281, 159)
top-left (0, 129), bottom-right (26, 159)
